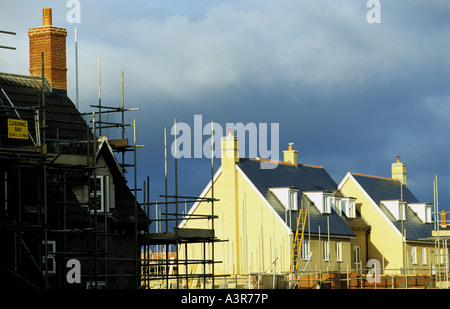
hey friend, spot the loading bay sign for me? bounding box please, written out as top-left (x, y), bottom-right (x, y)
top-left (8, 119), bottom-right (28, 140)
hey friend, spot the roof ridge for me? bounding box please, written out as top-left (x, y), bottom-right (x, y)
top-left (350, 172), bottom-right (397, 182)
top-left (244, 157), bottom-right (324, 168)
top-left (0, 72), bottom-right (52, 92)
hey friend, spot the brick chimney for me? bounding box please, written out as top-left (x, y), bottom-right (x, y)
top-left (28, 8), bottom-right (67, 92)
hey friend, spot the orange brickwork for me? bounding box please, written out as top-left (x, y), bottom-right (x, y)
top-left (28, 8), bottom-right (67, 91)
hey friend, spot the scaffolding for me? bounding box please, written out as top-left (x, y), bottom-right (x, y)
top-left (0, 56), bottom-right (148, 289)
top-left (83, 62), bottom-right (223, 289)
top-left (139, 120), bottom-right (224, 289)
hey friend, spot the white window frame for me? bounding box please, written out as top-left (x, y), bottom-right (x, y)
top-left (354, 246), bottom-right (361, 266)
top-left (42, 240), bottom-right (56, 275)
top-left (89, 175), bottom-right (109, 213)
top-left (323, 196), bottom-right (330, 214)
top-left (336, 241), bottom-right (343, 262)
top-left (421, 247), bottom-right (427, 265)
top-left (289, 189), bottom-right (298, 211)
top-left (347, 199), bottom-right (356, 218)
top-left (301, 240), bottom-right (311, 260)
top-left (411, 246), bottom-right (417, 265)
top-left (323, 240), bottom-right (330, 261)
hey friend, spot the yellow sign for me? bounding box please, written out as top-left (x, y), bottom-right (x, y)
top-left (8, 119), bottom-right (28, 140)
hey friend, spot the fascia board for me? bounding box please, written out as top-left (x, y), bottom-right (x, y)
top-left (340, 172), bottom-right (402, 239)
top-left (178, 166), bottom-right (222, 228)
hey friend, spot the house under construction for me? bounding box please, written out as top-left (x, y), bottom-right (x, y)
top-left (0, 7), bottom-right (223, 290)
top-left (0, 8), bottom-right (149, 289)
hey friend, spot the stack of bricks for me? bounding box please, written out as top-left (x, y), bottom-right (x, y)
top-left (28, 8), bottom-right (67, 91)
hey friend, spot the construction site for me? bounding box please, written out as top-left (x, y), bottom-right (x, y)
top-left (1, 7), bottom-right (450, 291)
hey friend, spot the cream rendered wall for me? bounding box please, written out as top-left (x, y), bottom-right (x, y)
top-left (235, 166), bottom-right (292, 274)
top-left (298, 234), bottom-right (352, 274)
top-left (339, 174), bottom-right (404, 274)
top-left (179, 165), bottom-right (293, 276)
top-left (350, 228), bottom-right (368, 270)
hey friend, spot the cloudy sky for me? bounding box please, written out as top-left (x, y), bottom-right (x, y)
top-left (1, 1), bottom-right (450, 214)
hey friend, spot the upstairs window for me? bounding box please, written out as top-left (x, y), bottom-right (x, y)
top-left (323, 240), bottom-right (330, 261)
top-left (304, 191), bottom-right (331, 214)
top-left (301, 240), bottom-right (311, 260)
top-left (269, 187), bottom-right (298, 211)
top-left (411, 246), bottom-right (417, 265)
top-left (381, 200), bottom-right (406, 221)
top-left (89, 175), bottom-right (109, 213)
top-left (354, 246), bottom-right (361, 266)
top-left (408, 203), bottom-right (432, 224)
top-left (421, 247), bottom-right (427, 265)
top-left (336, 241), bottom-right (343, 262)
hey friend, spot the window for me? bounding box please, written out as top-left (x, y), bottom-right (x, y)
top-left (89, 175), bottom-right (109, 213)
top-left (330, 197), bottom-right (342, 215)
top-left (323, 196), bottom-right (330, 214)
top-left (269, 187), bottom-right (298, 211)
top-left (336, 241), bottom-right (343, 262)
top-left (304, 191), bottom-right (331, 214)
top-left (381, 200), bottom-right (406, 221)
top-left (347, 199), bottom-right (356, 218)
top-left (354, 246), bottom-right (361, 266)
top-left (411, 246), bottom-right (417, 265)
top-left (289, 189), bottom-right (298, 211)
top-left (323, 241), bottom-right (330, 261)
top-left (421, 247), bottom-right (427, 265)
top-left (301, 240), bottom-right (311, 260)
top-left (42, 240), bottom-right (56, 275)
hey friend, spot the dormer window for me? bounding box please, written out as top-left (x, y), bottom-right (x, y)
top-left (304, 191), bottom-right (332, 214)
top-left (339, 197), bottom-right (356, 218)
top-left (381, 200), bottom-right (406, 221)
top-left (408, 203), bottom-right (432, 224)
top-left (329, 196), bottom-right (342, 215)
top-left (347, 199), bottom-right (356, 218)
top-left (269, 187), bottom-right (298, 211)
top-left (89, 175), bottom-right (109, 213)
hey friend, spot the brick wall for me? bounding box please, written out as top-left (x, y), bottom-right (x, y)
top-left (28, 8), bottom-right (67, 91)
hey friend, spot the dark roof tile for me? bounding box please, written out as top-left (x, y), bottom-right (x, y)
top-left (238, 159), bottom-right (355, 237)
top-left (351, 173), bottom-right (434, 240)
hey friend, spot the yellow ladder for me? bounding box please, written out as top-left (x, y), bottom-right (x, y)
top-left (291, 209), bottom-right (307, 272)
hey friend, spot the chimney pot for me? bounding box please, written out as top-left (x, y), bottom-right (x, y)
top-left (441, 210), bottom-right (447, 228)
top-left (392, 155), bottom-right (407, 186)
top-left (43, 8), bottom-right (52, 26)
top-left (283, 142), bottom-right (298, 165)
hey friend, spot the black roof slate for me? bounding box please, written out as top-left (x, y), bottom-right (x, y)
top-left (0, 72), bottom-right (147, 228)
top-left (237, 159), bottom-right (355, 237)
top-left (0, 73), bottom-right (90, 152)
top-left (350, 173), bottom-right (434, 240)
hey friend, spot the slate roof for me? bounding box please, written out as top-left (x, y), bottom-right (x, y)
top-left (0, 72), bottom-right (147, 228)
top-left (350, 173), bottom-right (434, 240)
top-left (0, 73), bottom-right (90, 152)
top-left (237, 158), bottom-right (356, 238)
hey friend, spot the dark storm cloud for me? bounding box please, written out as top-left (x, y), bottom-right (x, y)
top-left (1, 0), bottom-right (449, 208)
